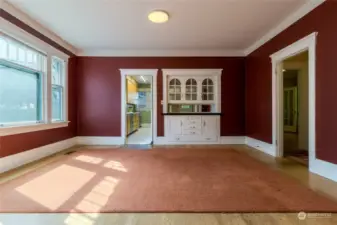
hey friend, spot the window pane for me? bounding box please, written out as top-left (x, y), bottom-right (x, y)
top-left (52, 58), bottom-right (63, 85)
top-left (0, 63), bottom-right (41, 124)
top-left (52, 85), bottom-right (63, 121)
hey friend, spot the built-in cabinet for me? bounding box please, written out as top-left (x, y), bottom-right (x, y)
top-left (162, 69), bottom-right (222, 144)
top-left (167, 76), bottom-right (217, 103)
top-left (167, 116), bottom-right (219, 143)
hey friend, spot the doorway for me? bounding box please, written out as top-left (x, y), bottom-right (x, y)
top-left (120, 69), bottom-right (158, 146)
top-left (281, 52), bottom-right (309, 165)
top-left (271, 33), bottom-right (316, 168)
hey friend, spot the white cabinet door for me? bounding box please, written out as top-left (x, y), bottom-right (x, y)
top-left (168, 77), bottom-right (183, 102)
top-left (167, 116), bottom-right (183, 142)
top-left (201, 77), bottom-right (215, 101)
top-left (202, 116), bottom-right (218, 141)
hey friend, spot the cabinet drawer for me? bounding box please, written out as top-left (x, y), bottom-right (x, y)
top-left (183, 124), bottom-right (201, 130)
top-left (188, 116), bottom-right (201, 120)
top-left (185, 119), bottom-right (201, 125)
top-left (182, 129), bottom-right (201, 135)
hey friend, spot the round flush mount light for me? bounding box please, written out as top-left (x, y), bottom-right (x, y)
top-left (148, 10), bottom-right (169, 23)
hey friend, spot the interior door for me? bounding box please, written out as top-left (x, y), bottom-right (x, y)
top-left (284, 87), bottom-right (298, 132)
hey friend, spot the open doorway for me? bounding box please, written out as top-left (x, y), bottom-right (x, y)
top-left (282, 51), bottom-right (309, 165)
top-left (120, 69), bottom-right (158, 147)
top-left (125, 75), bottom-right (153, 145)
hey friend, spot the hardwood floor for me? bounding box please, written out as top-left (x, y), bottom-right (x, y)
top-left (0, 145), bottom-right (336, 225)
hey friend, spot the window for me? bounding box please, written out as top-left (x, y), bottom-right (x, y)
top-left (0, 31), bottom-right (68, 135)
top-left (0, 62), bottom-right (43, 125)
top-left (51, 57), bottom-right (65, 121)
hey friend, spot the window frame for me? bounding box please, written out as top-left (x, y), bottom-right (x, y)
top-left (0, 59), bottom-right (44, 126)
top-left (0, 28), bottom-right (69, 136)
top-left (51, 56), bottom-right (67, 123)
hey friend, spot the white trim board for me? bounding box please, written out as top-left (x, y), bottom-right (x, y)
top-left (270, 32), bottom-right (316, 159)
top-left (245, 137), bottom-right (277, 157)
top-left (77, 136), bottom-right (125, 146)
top-left (221, 136), bottom-right (246, 145)
top-left (310, 158), bottom-right (337, 182)
top-left (0, 137), bottom-right (77, 173)
top-left (245, 0), bottom-right (325, 55)
top-left (78, 49), bottom-right (245, 57)
top-left (120, 69), bottom-right (158, 145)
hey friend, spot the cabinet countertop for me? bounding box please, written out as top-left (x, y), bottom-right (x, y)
top-left (162, 113), bottom-right (222, 116)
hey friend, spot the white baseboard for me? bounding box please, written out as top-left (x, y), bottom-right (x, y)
top-left (221, 136), bottom-right (246, 144)
top-left (0, 137), bottom-right (77, 173)
top-left (310, 157), bottom-right (337, 182)
top-left (76, 136), bottom-right (125, 146)
top-left (245, 137), bottom-right (277, 157)
top-left (153, 137), bottom-right (167, 145)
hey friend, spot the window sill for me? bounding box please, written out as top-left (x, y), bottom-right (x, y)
top-left (0, 121), bottom-right (70, 136)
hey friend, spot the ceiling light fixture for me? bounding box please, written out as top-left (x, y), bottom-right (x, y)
top-left (148, 10), bottom-right (169, 23)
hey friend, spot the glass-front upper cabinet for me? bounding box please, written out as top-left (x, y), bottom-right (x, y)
top-left (202, 78), bottom-right (214, 101)
top-left (185, 78), bottom-right (197, 100)
top-left (168, 78), bottom-right (182, 101)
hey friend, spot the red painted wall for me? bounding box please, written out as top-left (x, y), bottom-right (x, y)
top-left (0, 57), bottom-right (78, 158)
top-left (76, 57), bottom-right (246, 137)
top-left (245, 0), bottom-right (337, 163)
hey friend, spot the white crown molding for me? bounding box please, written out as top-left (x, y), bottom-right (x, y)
top-left (77, 49), bottom-right (245, 57)
top-left (244, 0), bottom-right (325, 56)
top-left (120, 69), bottom-right (158, 76)
top-left (1, 0), bottom-right (78, 55)
top-left (162, 68), bottom-right (223, 76)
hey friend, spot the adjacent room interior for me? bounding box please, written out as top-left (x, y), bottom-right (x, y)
top-left (1, 0), bottom-right (337, 224)
top-left (125, 75), bottom-right (153, 145)
top-left (282, 51), bottom-right (309, 166)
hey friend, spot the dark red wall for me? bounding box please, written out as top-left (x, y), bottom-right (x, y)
top-left (0, 57), bottom-right (78, 158)
top-left (245, 0), bottom-right (337, 163)
top-left (76, 57), bottom-right (246, 137)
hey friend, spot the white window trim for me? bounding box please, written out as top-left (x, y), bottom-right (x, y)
top-left (0, 18), bottom-right (70, 136)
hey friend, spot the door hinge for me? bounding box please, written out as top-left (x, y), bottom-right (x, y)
top-left (276, 140), bottom-right (278, 146)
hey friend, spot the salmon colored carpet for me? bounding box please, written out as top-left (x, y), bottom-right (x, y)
top-left (1, 147), bottom-right (337, 213)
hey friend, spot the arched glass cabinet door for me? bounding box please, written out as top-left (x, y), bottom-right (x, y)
top-left (202, 78), bottom-right (214, 100)
top-left (185, 78), bottom-right (197, 100)
top-left (168, 78), bottom-right (181, 101)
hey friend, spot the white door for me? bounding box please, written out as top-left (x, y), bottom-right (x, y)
top-left (202, 116), bottom-right (218, 141)
top-left (284, 87), bottom-right (298, 132)
top-left (168, 117), bottom-right (182, 134)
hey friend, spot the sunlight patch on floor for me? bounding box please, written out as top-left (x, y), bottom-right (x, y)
top-left (16, 165), bottom-right (95, 210)
top-left (75, 155), bottom-right (103, 164)
top-left (73, 176), bottom-right (119, 212)
top-left (104, 161), bottom-right (127, 172)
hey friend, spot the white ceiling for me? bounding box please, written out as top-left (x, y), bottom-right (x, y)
top-left (5, 0), bottom-right (309, 55)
